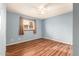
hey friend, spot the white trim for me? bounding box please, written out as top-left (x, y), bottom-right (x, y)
top-left (6, 38), bottom-right (41, 46)
top-left (43, 37), bottom-right (72, 45)
top-left (6, 37), bottom-right (72, 46)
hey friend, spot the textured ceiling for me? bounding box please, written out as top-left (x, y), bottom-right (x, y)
top-left (7, 3), bottom-right (73, 19)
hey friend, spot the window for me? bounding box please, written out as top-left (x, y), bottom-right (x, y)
top-left (19, 16), bottom-right (36, 35)
top-left (23, 19), bottom-right (35, 31)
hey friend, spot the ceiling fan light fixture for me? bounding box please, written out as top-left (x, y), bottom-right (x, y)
top-left (38, 5), bottom-right (49, 15)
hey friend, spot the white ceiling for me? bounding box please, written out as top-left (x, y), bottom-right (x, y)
top-left (7, 3), bottom-right (73, 19)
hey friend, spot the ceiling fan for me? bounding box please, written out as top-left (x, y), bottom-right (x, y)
top-left (38, 3), bottom-right (52, 14)
top-left (33, 3), bottom-right (53, 15)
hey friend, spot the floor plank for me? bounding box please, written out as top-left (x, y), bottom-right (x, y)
top-left (6, 38), bottom-right (72, 56)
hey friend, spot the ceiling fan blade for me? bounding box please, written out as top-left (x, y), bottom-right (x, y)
top-left (44, 3), bottom-right (53, 8)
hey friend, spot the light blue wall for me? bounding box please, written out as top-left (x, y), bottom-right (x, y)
top-left (6, 12), bottom-right (42, 45)
top-left (42, 12), bottom-right (73, 44)
top-left (6, 12), bottom-right (73, 45)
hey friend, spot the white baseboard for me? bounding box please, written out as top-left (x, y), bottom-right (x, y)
top-left (43, 37), bottom-right (72, 45)
top-left (6, 37), bottom-right (72, 46)
top-left (6, 38), bottom-right (40, 46)
top-left (6, 40), bottom-right (29, 46)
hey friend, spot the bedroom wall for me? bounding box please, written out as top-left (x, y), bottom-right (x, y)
top-left (6, 11), bottom-right (73, 45)
top-left (6, 12), bottom-right (42, 45)
top-left (42, 12), bottom-right (73, 45)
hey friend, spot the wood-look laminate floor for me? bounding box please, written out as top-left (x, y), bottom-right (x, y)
top-left (6, 38), bottom-right (72, 56)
